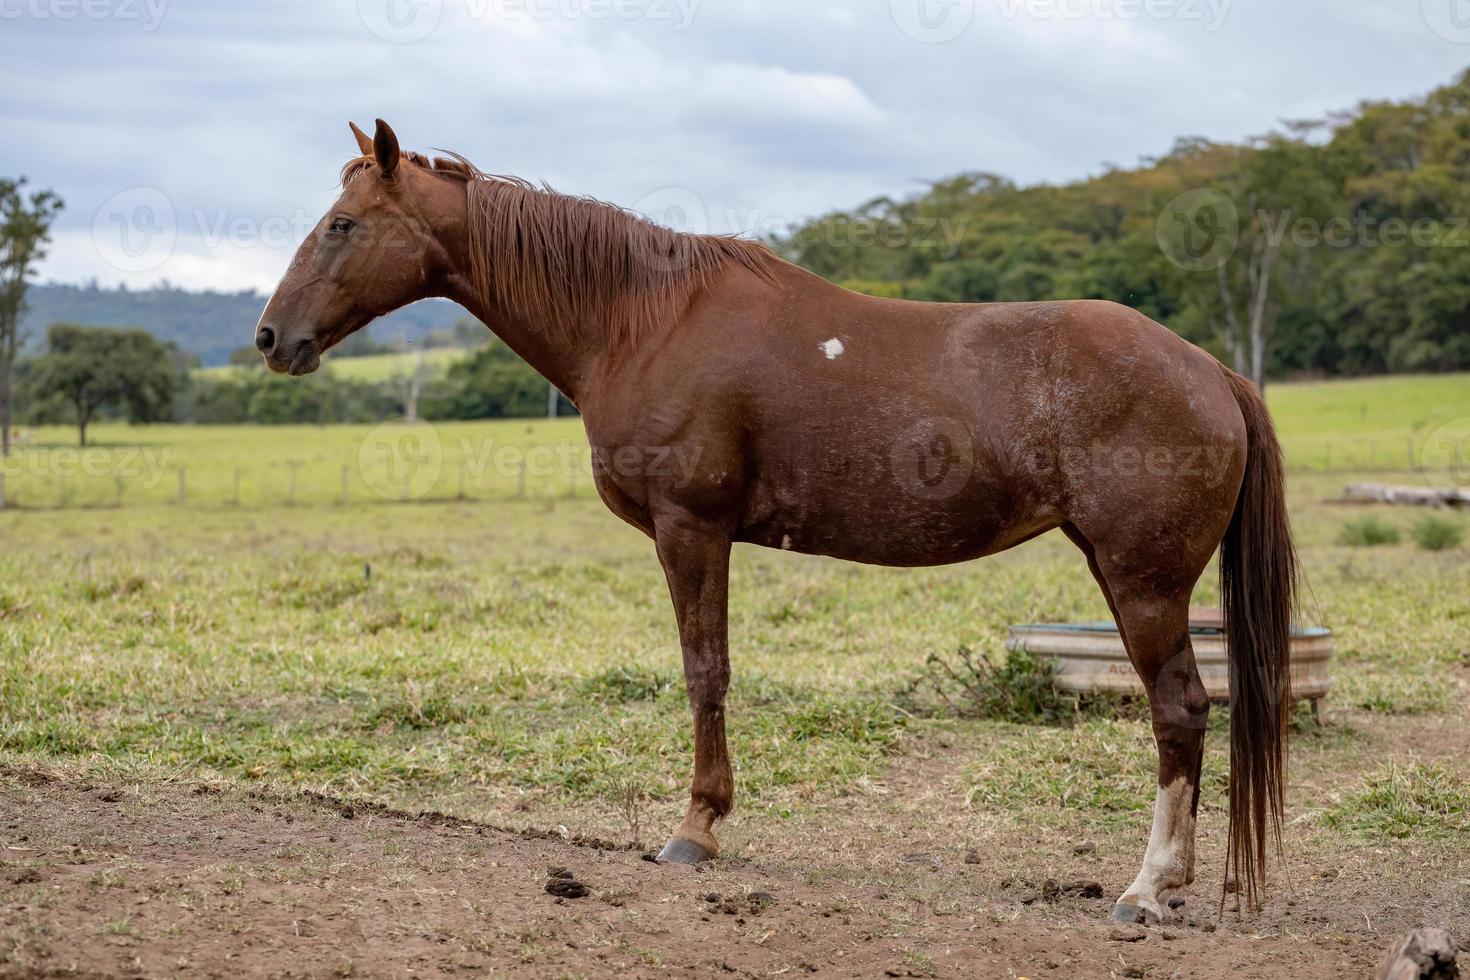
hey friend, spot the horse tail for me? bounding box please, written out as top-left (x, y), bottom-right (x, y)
top-left (1219, 368), bottom-right (1296, 911)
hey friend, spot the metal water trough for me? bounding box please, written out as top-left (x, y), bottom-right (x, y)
top-left (1006, 609), bottom-right (1332, 714)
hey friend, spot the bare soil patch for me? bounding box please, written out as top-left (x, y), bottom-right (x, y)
top-left (5, 761), bottom-right (1459, 979)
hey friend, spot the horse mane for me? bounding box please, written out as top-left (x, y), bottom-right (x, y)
top-left (341, 151), bottom-right (775, 351)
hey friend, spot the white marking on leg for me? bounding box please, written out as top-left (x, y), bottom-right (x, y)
top-left (1119, 777), bottom-right (1195, 921)
top-left (819, 338), bottom-right (845, 359)
top-left (780, 534), bottom-right (793, 550)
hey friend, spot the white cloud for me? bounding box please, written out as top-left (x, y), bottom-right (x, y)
top-left (2, 0), bottom-right (1466, 290)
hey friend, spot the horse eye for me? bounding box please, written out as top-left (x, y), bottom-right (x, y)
top-left (329, 217), bottom-right (354, 235)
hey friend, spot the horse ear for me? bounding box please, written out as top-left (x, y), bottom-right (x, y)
top-left (349, 121), bottom-right (374, 156)
top-left (373, 119), bottom-right (400, 180)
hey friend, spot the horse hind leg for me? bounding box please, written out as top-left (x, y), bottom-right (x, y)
top-left (1112, 590), bottom-right (1208, 923)
top-left (1068, 529), bottom-right (1210, 924)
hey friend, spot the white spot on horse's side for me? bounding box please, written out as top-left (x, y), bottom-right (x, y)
top-left (781, 534), bottom-right (793, 550)
top-left (819, 338), bottom-right (845, 360)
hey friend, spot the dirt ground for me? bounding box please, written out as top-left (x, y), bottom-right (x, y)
top-left (3, 757), bottom-right (1463, 980)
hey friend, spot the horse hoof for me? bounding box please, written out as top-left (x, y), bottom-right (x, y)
top-left (657, 836), bottom-right (713, 865)
top-left (1110, 901), bottom-right (1158, 925)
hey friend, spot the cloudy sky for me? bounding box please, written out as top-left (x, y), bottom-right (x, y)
top-left (3, 0), bottom-right (1468, 293)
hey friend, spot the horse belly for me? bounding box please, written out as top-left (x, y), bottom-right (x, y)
top-left (738, 464), bottom-right (1057, 567)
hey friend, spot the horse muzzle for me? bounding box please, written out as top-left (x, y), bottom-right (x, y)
top-left (256, 326), bottom-right (322, 376)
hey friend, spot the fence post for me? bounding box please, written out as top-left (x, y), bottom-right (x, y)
top-left (0, 472), bottom-right (6, 509)
top-left (177, 467), bottom-right (186, 506)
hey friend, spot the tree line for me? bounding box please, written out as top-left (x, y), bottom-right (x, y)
top-left (5, 322), bottom-right (567, 443)
top-left (772, 68), bottom-right (1470, 387)
top-left (22, 282), bottom-right (466, 367)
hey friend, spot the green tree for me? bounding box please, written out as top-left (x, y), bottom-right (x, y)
top-left (422, 339), bottom-right (561, 419)
top-left (771, 66), bottom-right (1470, 382)
top-left (228, 345), bottom-right (265, 367)
top-left (28, 323), bottom-right (180, 446)
top-left (0, 178), bottom-right (63, 455)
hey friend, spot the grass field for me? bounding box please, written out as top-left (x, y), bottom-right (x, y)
top-left (2, 372), bottom-right (1469, 974)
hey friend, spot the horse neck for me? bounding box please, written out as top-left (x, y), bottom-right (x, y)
top-left (443, 281), bottom-right (596, 405)
top-left (431, 178), bottom-right (768, 404)
top-left (434, 225), bottom-right (599, 406)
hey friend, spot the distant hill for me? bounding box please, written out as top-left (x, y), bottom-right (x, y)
top-left (19, 283), bottom-right (469, 366)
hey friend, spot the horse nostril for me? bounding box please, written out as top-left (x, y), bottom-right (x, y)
top-left (255, 327), bottom-right (276, 354)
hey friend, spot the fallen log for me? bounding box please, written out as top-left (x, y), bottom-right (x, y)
top-left (1375, 927), bottom-right (1459, 980)
top-left (1340, 483), bottom-right (1470, 508)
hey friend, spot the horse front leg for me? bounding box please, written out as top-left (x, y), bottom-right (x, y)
top-left (653, 514), bottom-right (733, 865)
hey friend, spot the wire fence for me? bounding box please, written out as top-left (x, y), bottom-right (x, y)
top-left (0, 454), bottom-right (599, 511)
top-left (1280, 435), bottom-right (1468, 475)
top-left (0, 435), bottom-right (1464, 512)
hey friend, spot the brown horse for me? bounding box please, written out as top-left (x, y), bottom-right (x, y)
top-left (256, 120), bottom-right (1296, 924)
